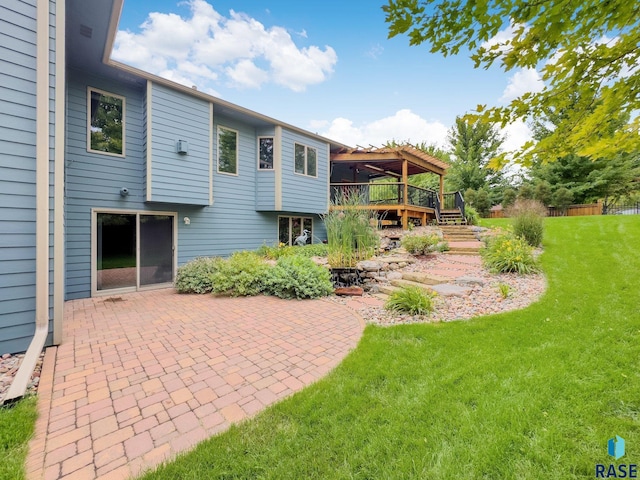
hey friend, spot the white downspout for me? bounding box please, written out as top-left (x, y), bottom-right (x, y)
top-left (3, 0), bottom-right (54, 404)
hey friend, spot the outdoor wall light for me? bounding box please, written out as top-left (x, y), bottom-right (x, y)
top-left (183, 217), bottom-right (191, 225)
top-left (177, 140), bottom-right (189, 155)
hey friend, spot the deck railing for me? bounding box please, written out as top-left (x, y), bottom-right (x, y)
top-left (330, 183), bottom-right (440, 209)
top-left (443, 191), bottom-right (465, 217)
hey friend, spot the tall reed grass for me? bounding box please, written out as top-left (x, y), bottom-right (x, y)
top-left (323, 188), bottom-right (379, 267)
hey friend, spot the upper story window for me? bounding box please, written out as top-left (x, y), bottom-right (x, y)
top-left (218, 126), bottom-right (238, 175)
top-left (88, 88), bottom-right (125, 156)
top-left (294, 143), bottom-right (317, 177)
top-left (258, 137), bottom-right (274, 170)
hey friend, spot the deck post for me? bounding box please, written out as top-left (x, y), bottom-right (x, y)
top-left (402, 159), bottom-right (409, 229)
top-left (439, 175), bottom-right (444, 208)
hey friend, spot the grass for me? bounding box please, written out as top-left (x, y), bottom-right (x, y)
top-left (139, 215), bottom-right (640, 479)
top-left (0, 396), bottom-right (38, 480)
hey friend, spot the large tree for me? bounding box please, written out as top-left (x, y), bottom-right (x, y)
top-left (446, 116), bottom-right (504, 192)
top-left (383, 0), bottom-right (640, 165)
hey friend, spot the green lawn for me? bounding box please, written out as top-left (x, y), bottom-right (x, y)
top-left (0, 396), bottom-right (37, 480)
top-left (140, 216), bottom-right (640, 479)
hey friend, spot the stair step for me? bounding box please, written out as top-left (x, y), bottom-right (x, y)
top-left (390, 279), bottom-right (436, 292)
top-left (401, 272), bottom-right (448, 285)
top-left (378, 285), bottom-right (401, 296)
top-left (444, 249), bottom-right (481, 255)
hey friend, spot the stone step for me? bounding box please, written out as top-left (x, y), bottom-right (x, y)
top-left (443, 250), bottom-right (481, 256)
top-left (447, 247), bottom-right (482, 252)
top-left (401, 271), bottom-right (448, 285)
top-left (443, 235), bottom-right (477, 240)
top-left (390, 279), bottom-right (436, 292)
top-left (373, 293), bottom-right (390, 301)
top-left (378, 284), bottom-right (401, 296)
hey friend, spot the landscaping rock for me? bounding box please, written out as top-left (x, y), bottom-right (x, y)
top-left (356, 260), bottom-right (383, 272)
top-left (335, 286), bottom-right (364, 296)
top-left (455, 276), bottom-right (486, 287)
top-left (386, 271), bottom-right (404, 280)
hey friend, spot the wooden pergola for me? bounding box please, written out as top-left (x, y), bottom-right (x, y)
top-left (330, 146), bottom-right (451, 229)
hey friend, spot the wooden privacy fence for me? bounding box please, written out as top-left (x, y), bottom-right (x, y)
top-left (547, 202), bottom-right (602, 217)
top-left (488, 201), bottom-right (603, 218)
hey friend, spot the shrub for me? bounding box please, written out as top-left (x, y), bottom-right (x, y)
top-left (257, 243), bottom-right (328, 260)
top-left (402, 234), bottom-right (441, 255)
top-left (210, 251), bottom-right (271, 296)
top-left (175, 257), bottom-right (222, 293)
top-left (507, 199), bottom-right (546, 247)
top-left (464, 205), bottom-right (479, 225)
top-left (481, 233), bottom-right (538, 274)
top-left (264, 256), bottom-right (334, 299)
top-left (385, 286), bottom-right (435, 315)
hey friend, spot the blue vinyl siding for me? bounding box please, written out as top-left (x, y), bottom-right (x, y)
top-left (65, 71), bottom-right (320, 299)
top-left (65, 70), bottom-right (147, 299)
top-left (280, 128), bottom-right (328, 214)
top-left (148, 83), bottom-right (210, 205)
top-left (0, 0), bottom-right (37, 353)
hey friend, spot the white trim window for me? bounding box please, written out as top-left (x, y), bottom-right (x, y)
top-left (278, 216), bottom-right (313, 246)
top-left (258, 136), bottom-right (274, 170)
top-left (87, 87), bottom-right (125, 157)
top-left (217, 126), bottom-right (239, 175)
top-left (294, 143), bottom-right (317, 177)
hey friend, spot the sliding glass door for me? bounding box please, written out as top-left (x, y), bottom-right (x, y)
top-left (95, 212), bottom-right (175, 293)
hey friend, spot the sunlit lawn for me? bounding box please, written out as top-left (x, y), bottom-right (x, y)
top-left (0, 396), bottom-right (37, 480)
top-left (139, 216), bottom-right (640, 479)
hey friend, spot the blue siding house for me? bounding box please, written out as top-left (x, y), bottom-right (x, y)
top-left (0, 0), bottom-right (347, 372)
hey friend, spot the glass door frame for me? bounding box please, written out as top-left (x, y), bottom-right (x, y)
top-left (91, 208), bottom-right (178, 296)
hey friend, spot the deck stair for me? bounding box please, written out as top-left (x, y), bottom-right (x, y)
top-left (438, 209), bottom-right (466, 225)
top-left (439, 225), bottom-right (483, 256)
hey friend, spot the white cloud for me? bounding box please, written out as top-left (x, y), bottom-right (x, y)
top-left (321, 109), bottom-right (448, 148)
top-left (225, 59), bottom-right (268, 89)
top-left (366, 44), bottom-right (384, 60)
top-left (501, 120), bottom-right (533, 152)
top-left (500, 67), bottom-right (544, 103)
top-left (112, 0), bottom-right (337, 92)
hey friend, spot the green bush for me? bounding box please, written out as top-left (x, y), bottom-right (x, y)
top-left (402, 234), bottom-right (441, 255)
top-left (257, 243), bottom-right (328, 260)
top-left (481, 233), bottom-right (538, 274)
top-left (464, 205), bottom-right (480, 225)
top-left (507, 199), bottom-right (546, 247)
top-left (210, 251), bottom-right (271, 296)
top-left (264, 256), bottom-right (334, 299)
top-left (385, 286), bottom-right (435, 315)
top-left (175, 257), bottom-right (222, 293)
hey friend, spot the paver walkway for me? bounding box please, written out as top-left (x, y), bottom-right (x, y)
top-left (27, 289), bottom-right (364, 479)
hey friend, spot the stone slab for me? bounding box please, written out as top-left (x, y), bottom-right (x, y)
top-left (430, 284), bottom-right (473, 297)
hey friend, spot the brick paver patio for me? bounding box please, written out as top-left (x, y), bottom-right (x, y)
top-left (27, 289), bottom-right (364, 479)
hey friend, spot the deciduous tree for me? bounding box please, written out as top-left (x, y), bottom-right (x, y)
top-left (384, 0), bottom-right (640, 165)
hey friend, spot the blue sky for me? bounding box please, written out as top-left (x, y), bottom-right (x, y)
top-left (113, 0), bottom-right (541, 150)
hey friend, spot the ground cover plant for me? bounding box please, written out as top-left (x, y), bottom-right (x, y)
top-left (0, 396), bottom-right (37, 480)
top-left (385, 285), bottom-right (435, 315)
top-left (256, 243), bottom-right (328, 260)
top-left (141, 216), bottom-right (640, 479)
top-left (175, 248), bottom-right (333, 299)
top-left (401, 234), bottom-right (448, 255)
